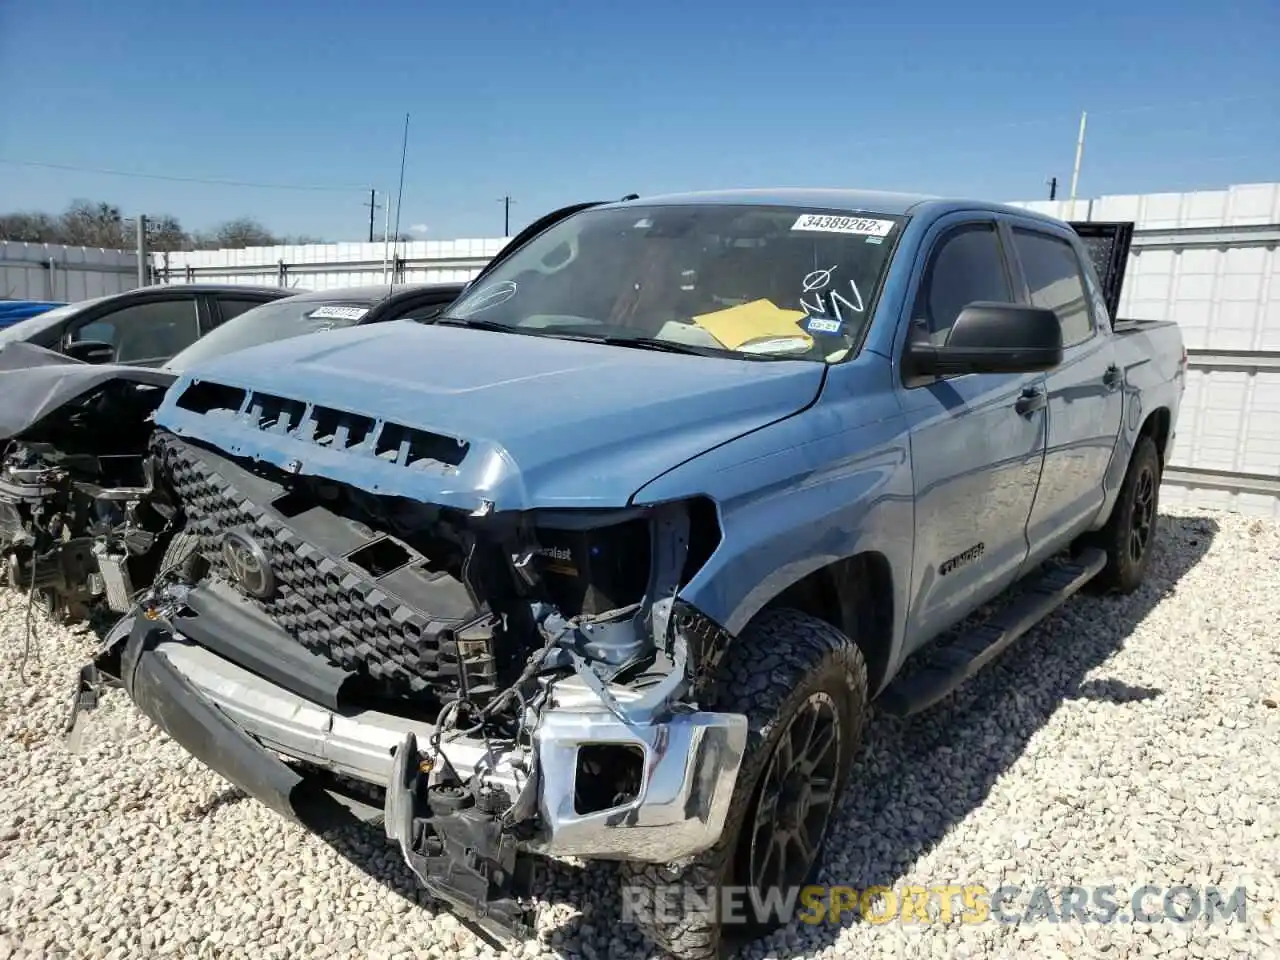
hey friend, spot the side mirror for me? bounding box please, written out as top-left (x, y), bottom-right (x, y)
top-left (906, 302), bottom-right (1062, 378)
top-left (64, 339), bottom-right (116, 364)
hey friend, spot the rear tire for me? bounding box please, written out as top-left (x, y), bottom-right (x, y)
top-left (1090, 434), bottom-right (1161, 594)
top-left (619, 608), bottom-right (868, 959)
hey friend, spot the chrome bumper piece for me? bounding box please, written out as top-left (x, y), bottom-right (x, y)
top-left (159, 632), bottom-right (747, 863)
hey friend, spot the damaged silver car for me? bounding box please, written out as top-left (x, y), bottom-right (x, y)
top-left (1, 283), bottom-right (463, 621)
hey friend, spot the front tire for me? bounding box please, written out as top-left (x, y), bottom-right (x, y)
top-left (157, 528), bottom-right (206, 584)
top-left (1091, 434), bottom-right (1162, 594)
top-left (620, 608), bottom-right (868, 959)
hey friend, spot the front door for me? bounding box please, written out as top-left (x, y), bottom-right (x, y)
top-left (897, 218), bottom-right (1048, 651)
top-left (1006, 221), bottom-right (1123, 562)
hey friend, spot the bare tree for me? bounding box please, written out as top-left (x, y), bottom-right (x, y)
top-left (0, 212), bottom-right (62, 243)
top-left (59, 200), bottom-right (128, 248)
top-left (0, 200), bottom-right (322, 251)
top-left (197, 217), bottom-right (281, 249)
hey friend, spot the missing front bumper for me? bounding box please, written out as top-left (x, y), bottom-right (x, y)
top-left (68, 615), bottom-right (748, 938)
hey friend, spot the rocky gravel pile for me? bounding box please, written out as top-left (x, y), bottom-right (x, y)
top-left (2, 506), bottom-right (1278, 959)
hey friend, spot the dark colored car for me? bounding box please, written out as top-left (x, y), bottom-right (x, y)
top-left (0, 281), bottom-right (464, 620)
top-left (0, 284), bottom-right (293, 367)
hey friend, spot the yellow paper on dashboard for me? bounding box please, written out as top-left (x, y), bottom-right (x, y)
top-left (692, 299), bottom-right (813, 350)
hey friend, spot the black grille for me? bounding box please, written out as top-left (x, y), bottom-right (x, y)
top-left (155, 432), bottom-right (489, 697)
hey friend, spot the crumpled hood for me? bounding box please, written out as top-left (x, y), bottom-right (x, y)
top-left (0, 342), bottom-right (176, 441)
top-left (155, 320), bottom-right (824, 511)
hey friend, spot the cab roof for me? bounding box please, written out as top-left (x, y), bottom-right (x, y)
top-left (599, 188), bottom-right (1064, 227)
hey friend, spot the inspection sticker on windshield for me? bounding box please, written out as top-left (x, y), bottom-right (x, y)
top-left (791, 214), bottom-right (896, 237)
top-left (805, 316), bottom-right (844, 335)
top-left (308, 305), bottom-right (369, 321)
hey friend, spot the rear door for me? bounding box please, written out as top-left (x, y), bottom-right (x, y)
top-left (1006, 217), bottom-right (1123, 563)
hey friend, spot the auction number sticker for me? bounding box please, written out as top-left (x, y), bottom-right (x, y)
top-left (308, 305), bottom-right (369, 321)
top-left (791, 214), bottom-right (896, 237)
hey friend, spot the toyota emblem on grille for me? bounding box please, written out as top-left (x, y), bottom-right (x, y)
top-left (221, 530), bottom-right (275, 599)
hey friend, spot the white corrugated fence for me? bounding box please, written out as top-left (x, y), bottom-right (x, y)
top-left (1015, 183), bottom-right (1280, 518)
top-left (0, 241), bottom-right (137, 301)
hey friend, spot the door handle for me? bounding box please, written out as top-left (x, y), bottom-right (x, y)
top-left (1015, 385), bottom-right (1047, 417)
top-left (1103, 364), bottom-right (1122, 391)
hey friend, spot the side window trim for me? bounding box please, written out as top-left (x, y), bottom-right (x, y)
top-left (198, 295), bottom-right (218, 335)
top-left (1008, 224), bottom-right (1099, 350)
top-left (898, 216), bottom-right (1013, 389)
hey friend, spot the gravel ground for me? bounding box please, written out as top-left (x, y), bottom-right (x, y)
top-left (2, 506), bottom-right (1279, 960)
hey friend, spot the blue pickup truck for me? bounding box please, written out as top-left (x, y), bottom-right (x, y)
top-left (71, 190), bottom-right (1186, 958)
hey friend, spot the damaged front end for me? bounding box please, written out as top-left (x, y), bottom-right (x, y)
top-left (69, 427), bottom-right (747, 940)
top-left (1, 357), bottom-right (180, 620)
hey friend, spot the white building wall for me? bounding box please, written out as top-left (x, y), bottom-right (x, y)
top-left (0, 241), bottom-right (137, 301)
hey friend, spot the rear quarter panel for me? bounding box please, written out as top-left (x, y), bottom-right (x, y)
top-left (1095, 323), bottom-right (1186, 525)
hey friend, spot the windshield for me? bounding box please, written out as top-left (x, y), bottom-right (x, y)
top-left (445, 203), bottom-right (905, 362)
top-left (167, 296), bottom-right (378, 372)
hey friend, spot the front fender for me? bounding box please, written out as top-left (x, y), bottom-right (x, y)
top-left (632, 365), bottom-right (914, 667)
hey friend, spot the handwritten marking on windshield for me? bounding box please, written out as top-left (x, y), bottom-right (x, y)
top-left (466, 280), bottom-right (518, 314)
top-left (802, 265), bottom-right (839, 293)
top-left (801, 278), bottom-right (864, 325)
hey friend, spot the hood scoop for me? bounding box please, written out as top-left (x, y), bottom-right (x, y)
top-left (175, 379), bottom-right (470, 472)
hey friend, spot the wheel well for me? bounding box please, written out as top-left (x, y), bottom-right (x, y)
top-left (1141, 407), bottom-right (1172, 468)
top-left (768, 552), bottom-right (894, 692)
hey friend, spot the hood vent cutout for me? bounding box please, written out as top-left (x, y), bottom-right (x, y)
top-left (174, 381), bottom-right (470, 470)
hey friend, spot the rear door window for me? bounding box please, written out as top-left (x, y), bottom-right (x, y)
top-left (214, 296), bottom-right (274, 327)
top-left (1011, 228), bottom-right (1095, 347)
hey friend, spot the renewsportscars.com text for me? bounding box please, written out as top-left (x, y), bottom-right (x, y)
top-left (620, 883), bottom-right (1251, 927)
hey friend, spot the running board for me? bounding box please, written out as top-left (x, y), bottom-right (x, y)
top-left (880, 548), bottom-right (1107, 717)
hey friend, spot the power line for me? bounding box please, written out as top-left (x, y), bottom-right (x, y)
top-left (0, 157), bottom-right (367, 192)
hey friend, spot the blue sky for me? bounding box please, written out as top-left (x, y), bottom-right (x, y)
top-left (1, 0), bottom-right (1276, 241)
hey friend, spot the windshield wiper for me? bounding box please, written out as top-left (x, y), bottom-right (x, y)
top-left (569, 334), bottom-right (801, 361)
top-left (425, 318), bottom-right (796, 360)
top-left (573, 335), bottom-right (716, 356)
top-left (425, 315), bottom-right (514, 333)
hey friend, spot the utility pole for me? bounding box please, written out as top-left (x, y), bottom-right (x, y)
top-left (1069, 110), bottom-right (1088, 201)
top-left (135, 214), bottom-right (148, 287)
top-left (1047, 176), bottom-right (1058, 201)
top-left (499, 195), bottom-right (515, 236)
top-left (363, 188), bottom-right (382, 243)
